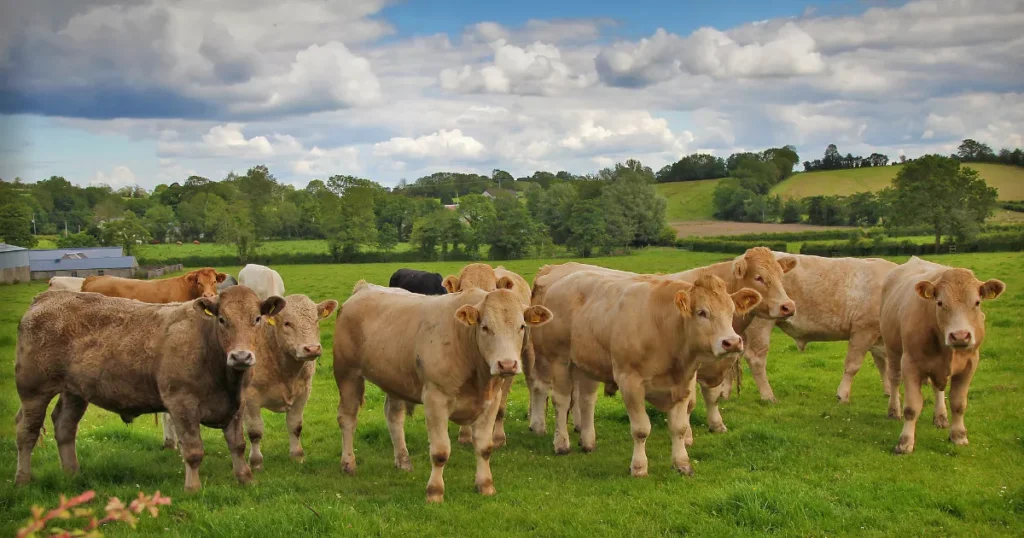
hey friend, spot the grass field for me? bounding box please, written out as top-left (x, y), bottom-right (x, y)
top-left (772, 163), bottom-right (1024, 200)
top-left (656, 179), bottom-right (720, 221)
top-left (2, 249), bottom-right (1023, 536)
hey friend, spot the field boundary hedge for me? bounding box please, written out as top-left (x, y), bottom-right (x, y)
top-left (799, 231), bottom-right (1024, 257)
top-left (713, 223), bottom-right (1024, 243)
top-left (675, 238), bottom-right (789, 254)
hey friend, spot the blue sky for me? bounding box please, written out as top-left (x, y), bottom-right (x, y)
top-left (0, 0), bottom-right (1020, 190)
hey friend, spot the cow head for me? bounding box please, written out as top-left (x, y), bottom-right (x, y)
top-left (187, 267), bottom-right (229, 299)
top-left (444, 263), bottom-right (499, 293)
top-left (195, 286), bottom-right (286, 370)
top-left (266, 294), bottom-right (339, 361)
top-left (455, 289), bottom-right (553, 376)
top-left (731, 247), bottom-right (796, 320)
top-left (676, 275), bottom-right (762, 361)
top-left (915, 268), bottom-right (1005, 350)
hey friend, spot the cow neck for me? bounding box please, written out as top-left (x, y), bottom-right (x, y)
top-left (702, 260), bottom-right (740, 292)
top-left (453, 312), bottom-right (489, 383)
top-left (196, 316), bottom-right (249, 401)
top-left (652, 294), bottom-right (695, 368)
top-left (263, 324), bottom-right (305, 378)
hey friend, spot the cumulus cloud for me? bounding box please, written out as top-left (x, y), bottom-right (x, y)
top-left (440, 40), bottom-right (595, 95)
top-left (373, 129), bottom-right (487, 161)
top-left (90, 165), bottom-right (137, 188)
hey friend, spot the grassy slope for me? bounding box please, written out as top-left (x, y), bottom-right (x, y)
top-left (656, 179), bottom-right (720, 221)
top-left (772, 163), bottom-right (1024, 200)
top-left (2, 250), bottom-right (1023, 536)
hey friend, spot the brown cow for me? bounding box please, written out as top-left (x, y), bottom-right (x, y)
top-left (743, 253), bottom-right (898, 403)
top-left (530, 271), bottom-right (760, 476)
top-left (82, 267), bottom-right (227, 303)
top-left (529, 247), bottom-right (796, 437)
top-left (443, 263), bottom-right (534, 447)
top-left (333, 281), bottom-right (552, 503)
top-left (880, 256), bottom-right (1005, 454)
top-left (14, 287), bottom-right (285, 490)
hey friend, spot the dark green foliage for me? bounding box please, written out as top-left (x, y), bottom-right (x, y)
top-left (56, 232), bottom-right (99, 248)
top-left (0, 202), bottom-right (37, 248)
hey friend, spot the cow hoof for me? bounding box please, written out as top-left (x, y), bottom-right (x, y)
top-left (250, 462), bottom-right (263, 473)
top-left (163, 440), bottom-right (177, 450)
top-left (529, 424), bottom-right (547, 436)
top-left (554, 444), bottom-right (571, 456)
top-left (236, 468), bottom-right (254, 485)
top-left (476, 480), bottom-right (496, 496)
top-left (893, 436), bottom-right (914, 455)
top-left (426, 493), bottom-right (444, 504)
top-left (492, 435), bottom-right (506, 448)
top-left (950, 432), bottom-right (969, 446)
top-left (395, 457), bottom-right (413, 472)
top-left (630, 465), bottom-right (648, 478)
top-left (761, 395), bottom-right (777, 404)
top-left (709, 423), bottom-right (728, 434)
top-left (674, 462), bottom-right (694, 476)
top-left (933, 415), bottom-right (949, 429)
top-left (457, 434), bottom-right (472, 445)
top-left (341, 459), bottom-right (357, 475)
top-left (580, 443), bottom-right (596, 453)
top-left (887, 409), bottom-right (901, 420)
top-left (184, 482), bottom-right (201, 493)
top-left (836, 394), bottom-right (851, 404)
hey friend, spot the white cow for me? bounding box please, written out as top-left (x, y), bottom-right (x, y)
top-left (48, 277), bottom-right (85, 292)
top-left (238, 264), bottom-right (285, 300)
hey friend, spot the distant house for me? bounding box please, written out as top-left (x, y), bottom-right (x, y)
top-left (444, 204), bottom-right (459, 210)
top-left (28, 247), bottom-right (138, 281)
top-left (0, 243), bottom-right (31, 284)
top-left (482, 188), bottom-right (518, 199)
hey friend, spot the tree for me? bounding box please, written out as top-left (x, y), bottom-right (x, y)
top-left (323, 185), bottom-right (378, 261)
top-left (102, 210), bottom-right (150, 256)
top-left (144, 204), bottom-right (178, 242)
top-left (410, 209), bottom-right (463, 260)
top-left (781, 198), bottom-right (803, 223)
top-left (602, 167), bottom-right (666, 245)
top-left (484, 195), bottom-right (538, 259)
top-left (957, 139), bottom-right (995, 162)
top-left (0, 202), bottom-right (38, 248)
top-left (566, 199), bottom-right (604, 258)
top-left (458, 194), bottom-right (495, 256)
top-left (712, 179), bottom-right (755, 221)
top-left (823, 144), bottom-right (842, 170)
top-left (492, 169), bottom-right (514, 188)
top-left (376, 223), bottom-right (398, 260)
top-left (56, 232), bottom-right (99, 248)
top-left (208, 199), bottom-right (258, 263)
top-left (886, 155), bottom-right (998, 250)
top-left (846, 192), bottom-right (882, 226)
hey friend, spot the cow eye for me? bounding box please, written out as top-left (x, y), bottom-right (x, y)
top-left (697, 309), bottom-right (708, 318)
top-left (481, 325), bottom-right (490, 333)
top-left (254, 316), bottom-right (261, 326)
top-left (284, 321), bottom-right (292, 328)
top-left (754, 275), bottom-right (764, 284)
top-left (975, 300), bottom-right (981, 307)
top-left (520, 324), bottom-right (526, 331)
top-left (218, 316), bottom-right (226, 325)
top-left (936, 301), bottom-right (943, 307)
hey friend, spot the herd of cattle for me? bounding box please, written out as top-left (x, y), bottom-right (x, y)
top-left (13, 249), bottom-right (1005, 503)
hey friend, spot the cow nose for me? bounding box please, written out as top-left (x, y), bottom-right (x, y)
top-left (202, 292), bottom-right (217, 299)
top-left (303, 344), bottom-right (322, 357)
top-left (779, 301), bottom-right (795, 317)
top-left (721, 337), bottom-right (742, 352)
top-left (228, 350), bottom-right (255, 368)
top-left (497, 359), bottom-right (518, 375)
top-left (948, 331), bottom-right (971, 346)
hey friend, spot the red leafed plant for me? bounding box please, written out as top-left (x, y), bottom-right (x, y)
top-left (17, 490), bottom-right (172, 538)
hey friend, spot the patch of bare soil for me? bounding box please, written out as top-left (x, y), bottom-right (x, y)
top-left (671, 220), bottom-right (853, 238)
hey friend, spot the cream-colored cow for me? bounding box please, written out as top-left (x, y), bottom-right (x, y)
top-left (333, 281), bottom-right (552, 502)
top-left (742, 253), bottom-right (898, 403)
top-left (531, 271), bottom-right (760, 476)
top-left (880, 256), bottom-right (1004, 454)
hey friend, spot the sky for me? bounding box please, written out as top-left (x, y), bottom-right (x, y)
top-left (0, 0), bottom-right (1022, 191)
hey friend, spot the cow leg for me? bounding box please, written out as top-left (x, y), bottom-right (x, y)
top-left (616, 375), bottom-right (651, 477)
top-left (244, 400), bottom-right (265, 471)
top-left (52, 393), bottom-right (88, 475)
top-left (571, 380), bottom-right (582, 433)
top-left (667, 395), bottom-right (694, 476)
top-left (575, 376), bottom-right (601, 453)
top-left (472, 382), bottom-right (504, 497)
top-left (948, 360), bottom-right (977, 446)
top-left (742, 319), bottom-right (776, 402)
top-left (932, 385), bottom-right (948, 429)
top-left (491, 377), bottom-right (512, 448)
top-left (161, 412), bottom-right (179, 450)
top-left (337, 376), bottom-right (365, 475)
top-left (223, 409), bottom-right (253, 485)
top-left (869, 342), bottom-right (890, 396)
top-left (15, 394), bottom-right (56, 486)
top-left (549, 358), bottom-right (574, 455)
top-left (423, 389), bottom-right (454, 504)
top-left (528, 349), bottom-right (552, 435)
top-left (287, 388), bottom-right (310, 463)
top-left (836, 330), bottom-right (880, 403)
top-left (701, 381), bottom-right (728, 434)
top-left (384, 394), bottom-right (412, 472)
top-left (457, 425), bottom-right (473, 445)
top-left (894, 357), bottom-right (922, 455)
top-left (167, 406), bottom-right (205, 492)
top-left (885, 346), bottom-right (903, 419)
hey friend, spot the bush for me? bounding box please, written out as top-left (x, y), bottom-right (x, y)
top-left (56, 232), bottom-right (100, 248)
top-left (799, 231), bottom-right (1024, 257)
top-left (676, 238), bottom-right (788, 255)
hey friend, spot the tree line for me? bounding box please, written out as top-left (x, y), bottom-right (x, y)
top-left (0, 159), bottom-right (670, 262)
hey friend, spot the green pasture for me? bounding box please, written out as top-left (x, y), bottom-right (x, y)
top-left (1, 249), bottom-right (1022, 536)
top-left (772, 163), bottom-right (1024, 200)
top-left (656, 179), bottom-right (720, 221)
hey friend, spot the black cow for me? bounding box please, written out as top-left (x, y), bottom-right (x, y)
top-left (388, 268), bottom-right (447, 295)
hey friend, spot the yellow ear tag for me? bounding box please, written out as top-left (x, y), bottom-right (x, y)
top-left (322, 310), bottom-right (330, 319)
top-left (203, 308), bottom-right (214, 317)
top-left (267, 317), bottom-right (277, 326)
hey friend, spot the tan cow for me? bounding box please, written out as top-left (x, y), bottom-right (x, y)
top-left (742, 253), bottom-right (898, 403)
top-left (14, 287), bottom-right (285, 490)
top-left (442, 263), bottom-right (534, 447)
top-left (529, 247), bottom-right (797, 437)
top-left (531, 271), bottom-right (760, 476)
top-left (333, 281), bottom-right (552, 503)
top-left (880, 256), bottom-right (1005, 454)
top-left (82, 267), bottom-right (227, 303)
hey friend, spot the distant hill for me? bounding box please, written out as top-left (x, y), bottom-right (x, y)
top-left (656, 178), bottom-right (720, 221)
top-left (771, 163), bottom-right (1024, 200)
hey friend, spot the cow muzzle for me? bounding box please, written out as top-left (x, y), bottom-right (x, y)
top-left (776, 301), bottom-right (796, 319)
top-left (299, 344), bottom-right (322, 360)
top-left (228, 350), bottom-right (255, 369)
top-left (947, 330), bottom-right (973, 349)
top-left (715, 336), bottom-right (744, 358)
top-left (494, 359), bottom-right (520, 376)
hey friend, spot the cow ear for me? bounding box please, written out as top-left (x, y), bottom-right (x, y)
top-left (777, 256), bottom-right (798, 274)
top-left (317, 299), bottom-right (339, 319)
top-left (455, 305), bottom-right (480, 326)
top-left (524, 305), bottom-right (553, 326)
top-left (497, 276), bottom-right (515, 290)
top-left (194, 297), bottom-right (219, 317)
top-left (186, 272), bottom-right (199, 284)
top-left (674, 290), bottom-right (691, 317)
top-left (915, 281), bottom-right (937, 300)
top-left (261, 296), bottom-right (286, 317)
top-left (732, 256), bottom-right (748, 279)
top-left (216, 272), bottom-right (227, 283)
top-left (979, 279), bottom-right (1005, 301)
top-left (731, 288), bottom-right (762, 314)
top-left (443, 275), bottom-right (460, 293)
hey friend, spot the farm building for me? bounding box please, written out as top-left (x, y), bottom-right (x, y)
top-left (28, 246), bottom-right (138, 280)
top-left (0, 243), bottom-right (31, 284)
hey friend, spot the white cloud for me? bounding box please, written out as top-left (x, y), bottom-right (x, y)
top-left (90, 165), bottom-right (137, 188)
top-left (440, 40), bottom-right (595, 95)
top-left (373, 129), bottom-right (487, 161)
